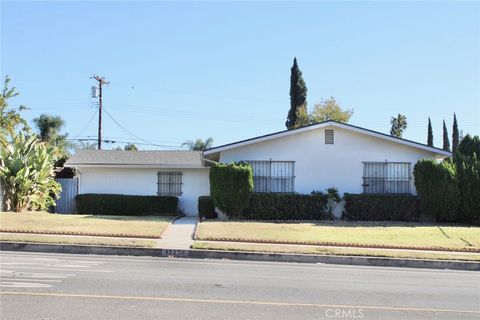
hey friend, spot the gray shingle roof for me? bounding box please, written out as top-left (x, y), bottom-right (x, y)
top-left (65, 150), bottom-right (206, 168)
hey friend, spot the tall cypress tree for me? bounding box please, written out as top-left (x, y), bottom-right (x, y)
top-left (286, 57), bottom-right (308, 129)
top-left (452, 113), bottom-right (459, 155)
top-left (427, 117), bottom-right (433, 147)
top-left (442, 120), bottom-right (450, 151)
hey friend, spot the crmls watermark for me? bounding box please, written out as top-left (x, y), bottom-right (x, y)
top-left (325, 308), bottom-right (364, 319)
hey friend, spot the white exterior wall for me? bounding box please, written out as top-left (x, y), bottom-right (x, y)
top-left (219, 126), bottom-right (443, 195)
top-left (77, 167), bottom-right (210, 216)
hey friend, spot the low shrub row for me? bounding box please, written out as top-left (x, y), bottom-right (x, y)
top-left (243, 193), bottom-right (331, 220)
top-left (198, 196), bottom-right (217, 220)
top-left (343, 194), bottom-right (420, 222)
top-left (76, 194), bottom-right (178, 215)
top-left (201, 193), bottom-right (420, 222)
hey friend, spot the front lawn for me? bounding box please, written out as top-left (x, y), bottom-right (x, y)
top-left (196, 221), bottom-right (480, 251)
top-left (0, 212), bottom-right (175, 238)
top-left (0, 233), bottom-right (156, 247)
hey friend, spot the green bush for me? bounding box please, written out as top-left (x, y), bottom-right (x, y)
top-left (243, 193), bottom-right (330, 220)
top-left (76, 194), bottom-right (178, 215)
top-left (343, 194), bottom-right (420, 222)
top-left (209, 162), bottom-right (253, 218)
top-left (198, 196), bottom-right (217, 220)
top-left (414, 159), bottom-right (460, 222)
top-left (455, 154), bottom-right (480, 224)
top-left (456, 134), bottom-right (480, 158)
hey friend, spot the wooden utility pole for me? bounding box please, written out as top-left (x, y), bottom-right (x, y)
top-left (91, 75), bottom-right (109, 150)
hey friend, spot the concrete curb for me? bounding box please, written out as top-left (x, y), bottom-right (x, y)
top-left (1, 241), bottom-right (479, 271)
top-left (196, 237), bottom-right (480, 253)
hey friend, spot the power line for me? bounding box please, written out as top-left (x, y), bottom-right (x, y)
top-left (68, 137), bottom-right (188, 150)
top-left (81, 135), bottom-right (185, 145)
top-left (72, 109), bottom-right (98, 139)
top-left (102, 108), bottom-right (186, 149)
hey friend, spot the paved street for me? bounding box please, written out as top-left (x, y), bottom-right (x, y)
top-left (0, 251), bottom-right (479, 320)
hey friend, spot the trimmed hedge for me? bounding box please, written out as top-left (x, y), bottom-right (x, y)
top-left (76, 194), bottom-right (178, 215)
top-left (243, 193), bottom-right (330, 220)
top-left (456, 134), bottom-right (480, 158)
top-left (455, 135), bottom-right (480, 224)
top-left (198, 196), bottom-right (217, 220)
top-left (414, 159), bottom-right (460, 222)
top-left (209, 162), bottom-right (253, 218)
top-left (343, 194), bottom-right (420, 222)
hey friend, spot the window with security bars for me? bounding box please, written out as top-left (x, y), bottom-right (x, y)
top-left (157, 172), bottom-right (183, 196)
top-left (246, 160), bottom-right (295, 193)
top-left (362, 162), bottom-right (411, 194)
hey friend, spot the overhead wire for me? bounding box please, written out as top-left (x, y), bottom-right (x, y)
top-left (102, 107), bottom-right (188, 149)
top-left (72, 109), bottom-right (98, 139)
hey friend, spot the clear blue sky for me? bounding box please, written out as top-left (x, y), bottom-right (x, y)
top-left (1, 1), bottom-right (479, 150)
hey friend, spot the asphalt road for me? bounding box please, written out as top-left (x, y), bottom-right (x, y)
top-left (0, 251), bottom-right (479, 320)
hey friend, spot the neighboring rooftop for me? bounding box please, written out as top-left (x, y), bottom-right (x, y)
top-left (65, 150), bottom-right (206, 168)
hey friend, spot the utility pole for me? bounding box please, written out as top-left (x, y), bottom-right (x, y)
top-left (91, 75), bottom-right (109, 150)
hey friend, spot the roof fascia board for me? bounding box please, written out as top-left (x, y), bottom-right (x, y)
top-left (331, 122), bottom-right (451, 156)
top-left (204, 121), bottom-right (451, 157)
top-left (65, 164), bottom-right (208, 169)
top-left (203, 124), bottom-right (324, 155)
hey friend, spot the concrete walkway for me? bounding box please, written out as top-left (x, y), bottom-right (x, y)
top-left (156, 217), bottom-right (198, 249)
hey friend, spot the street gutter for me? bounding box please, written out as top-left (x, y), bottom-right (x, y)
top-left (1, 241), bottom-right (479, 271)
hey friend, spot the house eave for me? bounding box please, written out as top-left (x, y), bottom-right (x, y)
top-left (203, 120), bottom-right (452, 158)
top-left (64, 163), bottom-right (208, 169)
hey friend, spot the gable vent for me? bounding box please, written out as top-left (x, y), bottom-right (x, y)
top-left (325, 129), bottom-right (334, 144)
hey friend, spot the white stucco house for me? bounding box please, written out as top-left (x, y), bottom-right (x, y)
top-left (66, 120), bottom-right (450, 216)
top-left (65, 150), bottom-right (210, 216)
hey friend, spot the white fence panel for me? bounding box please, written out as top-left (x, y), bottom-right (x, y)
top-left (55, 178), bottom-right (78, 214)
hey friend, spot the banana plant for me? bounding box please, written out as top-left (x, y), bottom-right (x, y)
top-left (0, 132), bottom-right (61, 212)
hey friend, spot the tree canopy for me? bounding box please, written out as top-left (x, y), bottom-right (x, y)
top-left (181, 137), bottom-right (214, 151)
top-left (33, 114), bottom-right (72, 161)
top-left (33, 114), bottom-right (65, 143)
top-left (309, 97), bottom-right (353, 124)
top-left (124, 143), bottom-right (139, 151)
top-left (0, 76), bottom-right (28, 146)
top-left (286, 58), bottom-right (308, 129)
top-left (443, 120), bottom-right (450, 151)
top-left (452, 113), bottom-right (459, 155)
top-left (427, 118), bottom-right (433, 147)
top-left (390, 114), bottom-right (407, 138)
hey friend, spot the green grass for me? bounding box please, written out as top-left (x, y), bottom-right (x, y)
top-left (0, 233), bottom-right (156, 247)
top-left (0, 212), bottom-right (175, 238)
top-left (192, 241), bottom-right (480, 262)
top-left (196, 221), bottom-right (480, 251)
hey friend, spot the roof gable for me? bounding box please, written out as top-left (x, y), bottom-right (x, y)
top-left (204, 120), bottom-right (451, 157)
